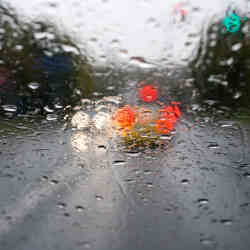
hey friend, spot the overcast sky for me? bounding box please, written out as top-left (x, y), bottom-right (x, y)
top-left (4, 0), bottom-right (249, 67)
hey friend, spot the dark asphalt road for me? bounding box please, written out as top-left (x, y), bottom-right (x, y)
top-left (0, 116), bottom-right (250, 250)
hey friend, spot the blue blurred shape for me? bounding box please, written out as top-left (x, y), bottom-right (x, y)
top-left (33, 53), bottom-right (74, 81)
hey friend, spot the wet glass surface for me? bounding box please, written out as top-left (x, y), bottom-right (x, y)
top-left (0, 0), bottom-right (250, 249)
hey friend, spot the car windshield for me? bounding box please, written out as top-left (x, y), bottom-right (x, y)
top-left (0, 1), bottom-right (250, 250)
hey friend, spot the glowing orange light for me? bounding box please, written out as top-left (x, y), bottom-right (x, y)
top-left (138, 85), bottom-right (158, 103)
top-left (113, 105), bottom-right (135, 129)
top-left (156, 119), bottom-right (175, 134)
top-left (112, 102), bottom-right (182, 138)
top-left (172, 102), bottom-right (181, 118)
top-left (156, 102), bottom-right (182, 134)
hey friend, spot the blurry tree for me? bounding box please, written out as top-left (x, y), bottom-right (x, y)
top-left (190, 12), bottom-right (250, 108)
top-left (0, 2), bottom-right (94, 114)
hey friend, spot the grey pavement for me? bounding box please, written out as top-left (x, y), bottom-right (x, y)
top-left (0, 116), bottom-right (250, 250)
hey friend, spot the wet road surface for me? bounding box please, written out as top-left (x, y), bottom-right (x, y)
top-left (0, 115), bottom-right (250, 250)
top-left (1, 0), bottom-right (250, 249)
